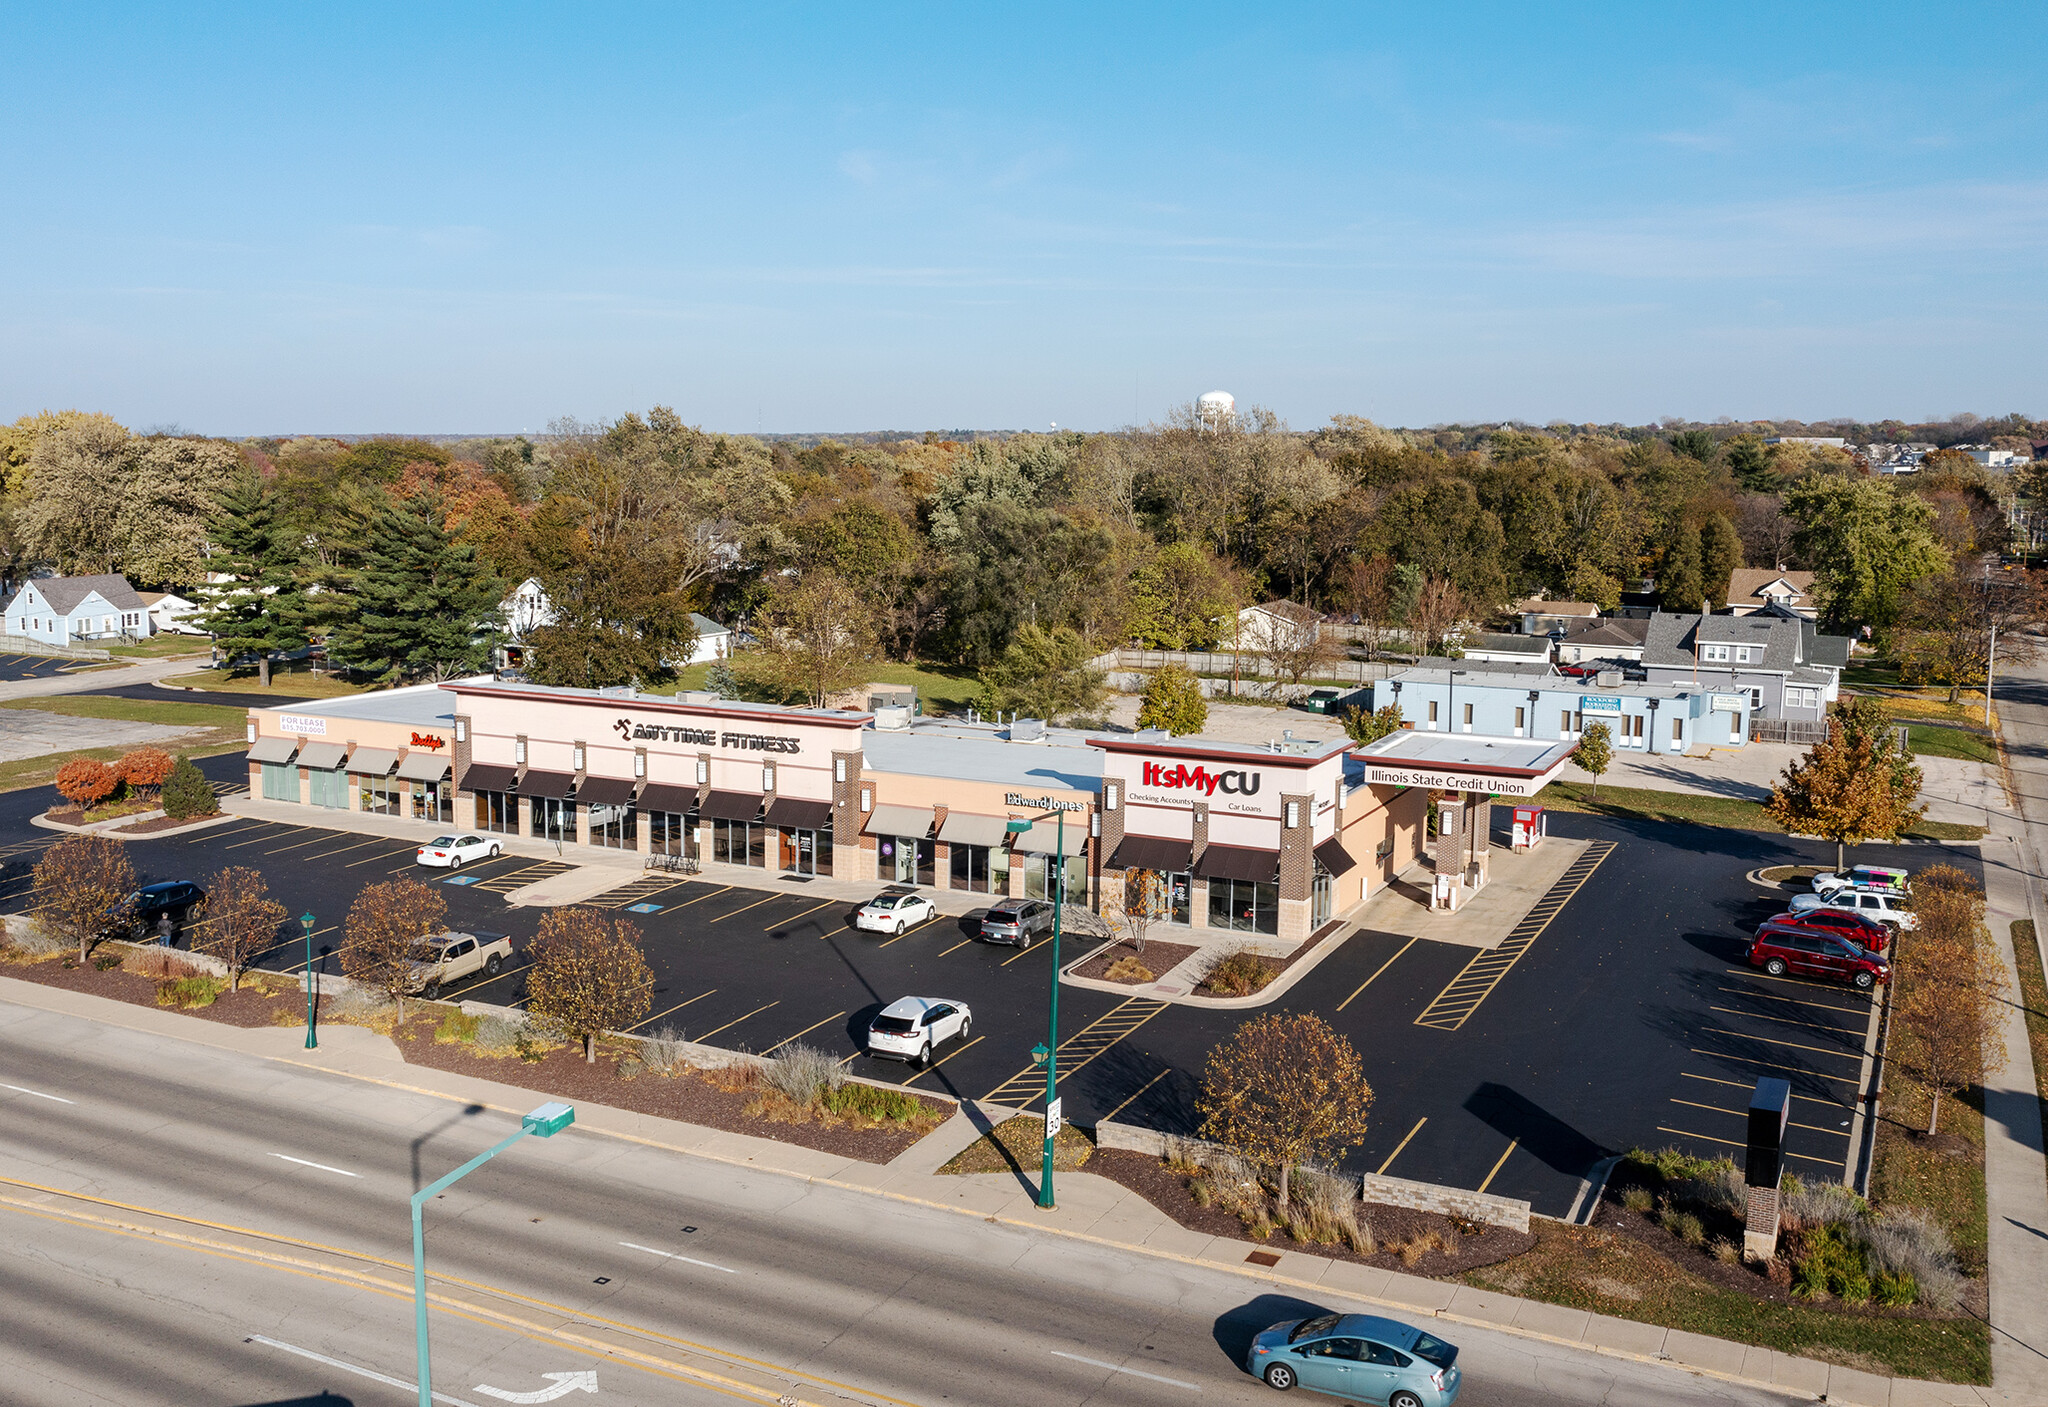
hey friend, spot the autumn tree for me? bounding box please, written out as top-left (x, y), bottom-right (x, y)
top-left (977, 624), bottom-right (1107, 722)
top-left (54, 758), bottom-right (120, 811)
top-left (1106, 868), bottom-right (1170, 955)
top-left (1198, 1011), bottom-right (1375, 1212)
top-left (1127, 542), bottom-right (1239, 650)
top-left (1785, 477), bottom-right (1949, 633)
top-left (1406, 576), bottom-right (1469, 657)
top-left (1340, 702), bottom-right (1404, 745)
top-left (1891, 873), bottom-right (2006, 1135)
top-left (340, 878), bottom-right (448, 1022)
top-left (119, 748), bottom-right (175, 802)
top-left (1136, 664), bottom-right (1207, 735)
top-left (739, 568), bottom-right (875, 707)
top-left (32, 834), bottom-right (136, 962)
top-left (1572, 721), bottom-right (1614, 798)
top-left (523, 907), bottom-right (654, 1061)
top-left (1340, 554), bottom-right (1403, 660)
top-left (1765, 702), bottom-right (1925, 869)
top-left (203, 866), bottom-right (286, 992)
top-left (1895, 566), bottom-right (2042, 703)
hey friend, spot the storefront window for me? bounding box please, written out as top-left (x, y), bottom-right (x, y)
top-left (261, 762), bottom-right (297, 802)
top-left (1312, 872), bottom-right (1334, 929)
top-left (713, 818), bottom-right (765, 866)
top-left (308, 766), bottom-right (347, 809)
top-left (879, 836), bottom-right (933, 885)
top-left (649, 810), bottom-right (697, 858)
top-left (358, 775), bottom-right (400, 816)
top-left (778, 825), bottom-right (831, 876)
top-left (1021, 852), bottom-right (1084, 904)
top-left (1207, 877), bottom-right (1279, 934)
top-left (530, 796), bottom-right (575, 843)
top-left (474, 790), bottom-right (515, 834)
top-left (411, 781), bottom-right (452, 823)
top-left (589, 802), bottom-right (637, 850)
top-left (949, 843), bottom-right (992, 893)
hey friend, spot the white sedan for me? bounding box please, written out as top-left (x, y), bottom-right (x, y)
top-left (866, 997), bottom-right (971, 1065)
top-left (854, 886), bottom-right (937, 935)
top-left (415, 834), bottom-right (502, 869)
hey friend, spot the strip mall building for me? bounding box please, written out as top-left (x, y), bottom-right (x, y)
top-left (245, 680), bottom-right (1572, 942)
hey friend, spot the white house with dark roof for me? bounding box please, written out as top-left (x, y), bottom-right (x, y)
top-left (2, 574), bottom-right (154, 645)
top-left (1638, 612), bottom-right (1849, 722)
top-left (1725, 568), bottom-right (1818, 620)
top-left (1236, 599), bottom-right (1321, 651)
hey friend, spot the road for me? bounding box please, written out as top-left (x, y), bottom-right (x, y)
top-left (0, 1001), bottom-right (1799, 1407)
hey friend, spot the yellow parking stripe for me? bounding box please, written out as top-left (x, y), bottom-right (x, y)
top-left (899, 1035), bottom-right (984, 1085)
top-left (1715, 983), bottom-right (1868, 1016)
top-left (1099, 1069), bottom-right (1171, 1122)
top-left (762, 897), bottom-right (838, 932)
top-left (1475, 1139), bottom-right (1518, 1194)
top-left (1375, 1117), bottom-right (1427, 1175)
top-left (999, 938), bottom-right (1053, 967)
top-left (981, 997), bottom-right (1167, 1106)
top-left (694, 1001), bottom-right (779, 1043)
top-left (876, 916), bottom-right (941, 948)
top-left (1657, 1126), bottom-right (1844, 1167)
top-left (709, 893), bottom-right (788, 924)
top-left (1707, 1004), bottom-right (1865, 1037)
top-left (670, 885), bottom-right (733, 910)
top-left (1723, 966), bottom-right (1877, 995)
top-left (1413, 841), bottom-right (1613, 1031)
top-left (1680, 1071), bottom-right (1845, 1109)
top-left (1687, 1048), bottom-right (1858, 1084)
top-left (763, 1011), bottom-right (846, 1054)
top-left (937, 937), bottom-right (977, 957)
top-left (1668, 1098), bottom-right (1848, 1137)
top-left (1336, 937), bottom-right (1417, 1012)
top-left (1697, 1026), bottom-right (1863, 1061)
top-left (625, 988), bottom-right (717, 1033)
top-left (227, 826), bottom-right (314, 850)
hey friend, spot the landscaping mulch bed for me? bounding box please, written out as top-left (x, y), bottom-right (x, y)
top-left (1186, 922), bottom-right (1344, 1000)
top-left (111, 812), bottom-right (218, 835)
top-left (1070, 939), bottom-right (1199, 985)
top-left (1091, 1148), bottom-right (1533, 1275)
top-left (0, 948), bottom-right (304, 1028)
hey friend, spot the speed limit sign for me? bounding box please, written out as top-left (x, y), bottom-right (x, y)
top-left (1045, 1098), bottom-right (1063, 1140)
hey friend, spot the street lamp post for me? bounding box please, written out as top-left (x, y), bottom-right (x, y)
top-left (1005, 806), bottom-right (1068, 1209)
top-left (412, 1102), bottom-right (575, 1407)
top-left (300, 911), bottom-right (317, 1049)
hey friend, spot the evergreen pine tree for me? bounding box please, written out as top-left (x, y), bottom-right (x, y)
top-left (327, 490), bottom-right (504, 682)
top-left (197, 474), bottom-right (310, 686)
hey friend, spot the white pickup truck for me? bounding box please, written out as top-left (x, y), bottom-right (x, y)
top-left (409, 930), bottom-right (513, 1000)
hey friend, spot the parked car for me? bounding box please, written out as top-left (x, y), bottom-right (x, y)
top-left (408, 930), bottom-right (513, 999)
top-left (1812, 865), bottom-right (1909, 897)
top-left (415, 833), bottom-right (502, 869)
top-left (1246, 1312), bottom-right (1461, 1404)
top-left (1788, 888), bottom-right (1916, 930)
top-left (1749, 922), bottom-right (1888, 990)
top-left (979, 897), bottom-right (1056, 947)
top-left (854, 886), bottom-right (936, 935)
top-left (1767, 907), bottom-right (1892, 954)
top-left (1294, 688), bottom-right (1344, 714)
top-left (114, 880), bottom-right (208, 938)
top-left (865, 996), bottom-right (971, 1065)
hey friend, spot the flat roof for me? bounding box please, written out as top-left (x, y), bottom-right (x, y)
top-left (1088, 731), bottom-right (1347, 764)
top-left (443, 678), bottom-right (869, 726)
top-left (1392, 666), bottom-right (1703, 700)
top-left (1357, 729), bottom-right (1577, 776)
top-left (257, 684), bottom-right (454, 728)
top-left (863, 721), bottom-right (1101, 794)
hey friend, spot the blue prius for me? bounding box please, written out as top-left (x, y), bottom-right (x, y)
top-left (1245, 1313), bottom-right (1462, 1406)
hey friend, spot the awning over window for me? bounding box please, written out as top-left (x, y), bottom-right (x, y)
top-left (576, 775), bottom-right (636, 806)
top-left (764, 796), bottom-right (833, 830)
top-left (297, 741), bottom-right (347, 770)
top-left (1196, 844), bottom-right (1280, 883)
top-left (459, 762), bottom-right (516, 793)
top-left (1111, 834), bottom-right (1193, 873)
top-left (635, 782), bottom-right (698, 814)
top-left (699, 789), bottom-right (764, 822)
top-left (1010, 817), bottom-right (1088, 856)
top-left (937, 811), bottom-right (1010, 849)
top-left (1313, 836), bottom-right (1357, 878)
top-left (349, 747), bottom-right (401, 776)
top-left (396, 752), bottom-right (451, 782)
top-left (864, 803), bottom-right (936, 838)
top-left (517, 768), bottom-right (577, 798)
top-left (247, 736), bottom-right (299, 765)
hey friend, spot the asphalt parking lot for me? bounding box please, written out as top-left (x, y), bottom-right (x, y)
top-left (0, 764), bottom-right (1978, 1217)
top-left (0, 652), bottom-right (94, 682)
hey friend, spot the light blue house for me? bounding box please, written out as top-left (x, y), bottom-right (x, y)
top-left (1379, 664), bottom-right (1752, 754)
top-left (2, 574), bottom-right (155, 645)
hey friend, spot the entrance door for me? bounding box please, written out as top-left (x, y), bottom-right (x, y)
top-left (1312, 872), bottom-right (1334, 929)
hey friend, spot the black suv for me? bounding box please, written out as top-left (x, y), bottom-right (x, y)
top-left (979, 898), bottom-right (1055, 947)
top-left (126, 881), bottom-right (207, 936)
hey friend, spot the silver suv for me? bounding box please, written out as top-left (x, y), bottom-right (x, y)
top-left (979, 898), bottom-right (1055, 947)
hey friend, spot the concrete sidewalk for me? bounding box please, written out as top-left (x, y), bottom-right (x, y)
top-left (0, 972), bottom-right (2021, 1406)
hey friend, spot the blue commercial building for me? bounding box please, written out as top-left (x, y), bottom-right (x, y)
top-left (1379, 665), bottom-right (1753, 753)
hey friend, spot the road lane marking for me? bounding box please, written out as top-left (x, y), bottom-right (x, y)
top-left (270, 1153), bottom-right (359, 1177)
top-left (763, 1011), bottom-right (846, 1054)
top-left (1475, 1138), bottom-right (1518, 1194)
top-left (476, 1370), bottom-right (598, 1402)
top-left (708, 893), bottom-right (785, 924)
top-left (619, 1241), bottom-right (735, 1273)
top-left (625, 988), bottom-right (717, 1033)
top-left (1375, 1117), bottom-right (1426, 1175)
top-left (899, 1035), bottom-right (983, 1085)
top-left (1336, 937), bottom-right (1418, 1012)
top-left (1, 1083), bottom-right (74, 1103)
top-left (249, 1335), bottom-right (486, 1407)
top-left (1099, 1069), bottom-right (1170, 1122)
top-left (1048, 1351), bottom-right (1200, 1390)
top-left (694, 1001), bottom-right (779, 1043)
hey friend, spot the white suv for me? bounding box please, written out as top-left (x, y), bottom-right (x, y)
top-left (1788, 888), bottom-right (1917, 931)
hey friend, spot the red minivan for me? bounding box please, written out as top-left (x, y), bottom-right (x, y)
top-left (1749, 922), bottom-right (1889, 990)
top-left (1766, 908), bottom-right (1891, 954)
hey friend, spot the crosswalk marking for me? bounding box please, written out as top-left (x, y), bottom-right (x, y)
top-left (470, 859), bottom-right (575, 894)
top-left (585, 875), bottom-right (693, 910)
top-left (981, 996), bottom-right (1169, 1108)
top-left (1412, 840), bottom-right (1615, 1032)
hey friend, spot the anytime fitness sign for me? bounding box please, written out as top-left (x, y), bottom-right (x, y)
top-left (611, 717), bottom-right (802, 754)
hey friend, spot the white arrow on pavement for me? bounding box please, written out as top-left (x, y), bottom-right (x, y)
top-left (475, 1370), bottom-right (598, 1403)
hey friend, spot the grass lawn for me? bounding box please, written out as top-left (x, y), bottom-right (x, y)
top-left (1870, 1060), bottom-right (1989, 1281)
top-left (2010, 921), bottom-right (2048, 1201)
top-left (1533, 780), bottom-right (1986, 842)
top-left (103, 636), bottom-right (213, 660)
top-left (0, 695), bottom-right (248, 728)
top-left (163, 666), bottom-right (368, 698)
top-left (651, 659), bottom-right (985, 714)
top-left (1907, 723), bottom-right (1997, 765)
top-left (1459, 1220), bottom-right (1988, 1383)
top-left (1840, 659), bottom-right (1903, 688)
top-left (937, 1114), bottom-right (1096, 1175)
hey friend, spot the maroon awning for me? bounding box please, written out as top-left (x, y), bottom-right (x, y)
top-left (1195, 844), bottom-right (1280, 883)
top-left (459, 762), bottom-right (516, 793)
top-left (699, 790), bottom-right (764, 822)
top-left (1111, 834), bottom-right (1193, 872)
top-left (577, 775), bottom-right (637, 806)
top-left (1314, 837), bottom-right (1358, 877)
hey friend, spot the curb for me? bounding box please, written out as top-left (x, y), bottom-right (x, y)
top-left (31, 810), bottom-right (238, 842)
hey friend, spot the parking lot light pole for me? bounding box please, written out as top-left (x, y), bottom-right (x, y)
top-left (300, 912), bottom-right (317, 1049)
top-left (412, 1102), bottom-right (574, 1407)
top-left (1006, 806), bottom-right (1067, 1210)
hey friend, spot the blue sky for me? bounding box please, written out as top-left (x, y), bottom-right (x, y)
top-left (4, 3), bottom-right (2044, 433)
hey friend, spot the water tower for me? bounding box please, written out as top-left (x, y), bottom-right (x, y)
top-left (1197, 390), bottom-right (1235, 434)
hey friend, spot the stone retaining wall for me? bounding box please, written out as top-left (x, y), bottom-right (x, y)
top-left (1093, 1119), bottom-right (1531, 1232)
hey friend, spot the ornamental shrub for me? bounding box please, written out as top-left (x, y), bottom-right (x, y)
top-left (54, 757), bottom-right (120, 809)
top-left (161, 756), bottom-right (218, 820)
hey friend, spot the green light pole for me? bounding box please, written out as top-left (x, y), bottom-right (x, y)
top-left (413, 1102), bottom-right (574, 1407)
top-left (1006, 806), bottom-right (1069, 1209)
top-left (300, 911), bottom-right (317, 1049)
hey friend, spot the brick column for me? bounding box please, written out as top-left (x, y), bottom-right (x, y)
top-left (831, 749), bottom-right (865, 881)
top-left (1190, 802), bottom-right (1210, 929)
top-left (1433, 797), bottom-right (1461, 908)
top-left (1471, 795), bottom-right (1493, 888)
top-left (634, 747), bottom-right (651, 854)
top-left (452, 713), bottom-right (473, 818)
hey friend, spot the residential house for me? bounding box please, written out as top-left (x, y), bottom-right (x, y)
top-left (496, 576), bottom-right (733, 670)
top-left (1552, 617), bottom-right (1649, 665)
top-left (1235, 600), bottom-right (1321, 652)
top-left (1512, 599), bottom-right (1600, 636)
top-left (1460, 632), bottom-right (1552, 666)
top-left (1724, 569), bottom-right (1818, 620)
top-left (1638, 612), bottom-right (1848, 723)
top-left (137, 590), bottom-right (206, 635)
top-left (2, 574), bottom-right (154, 645)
